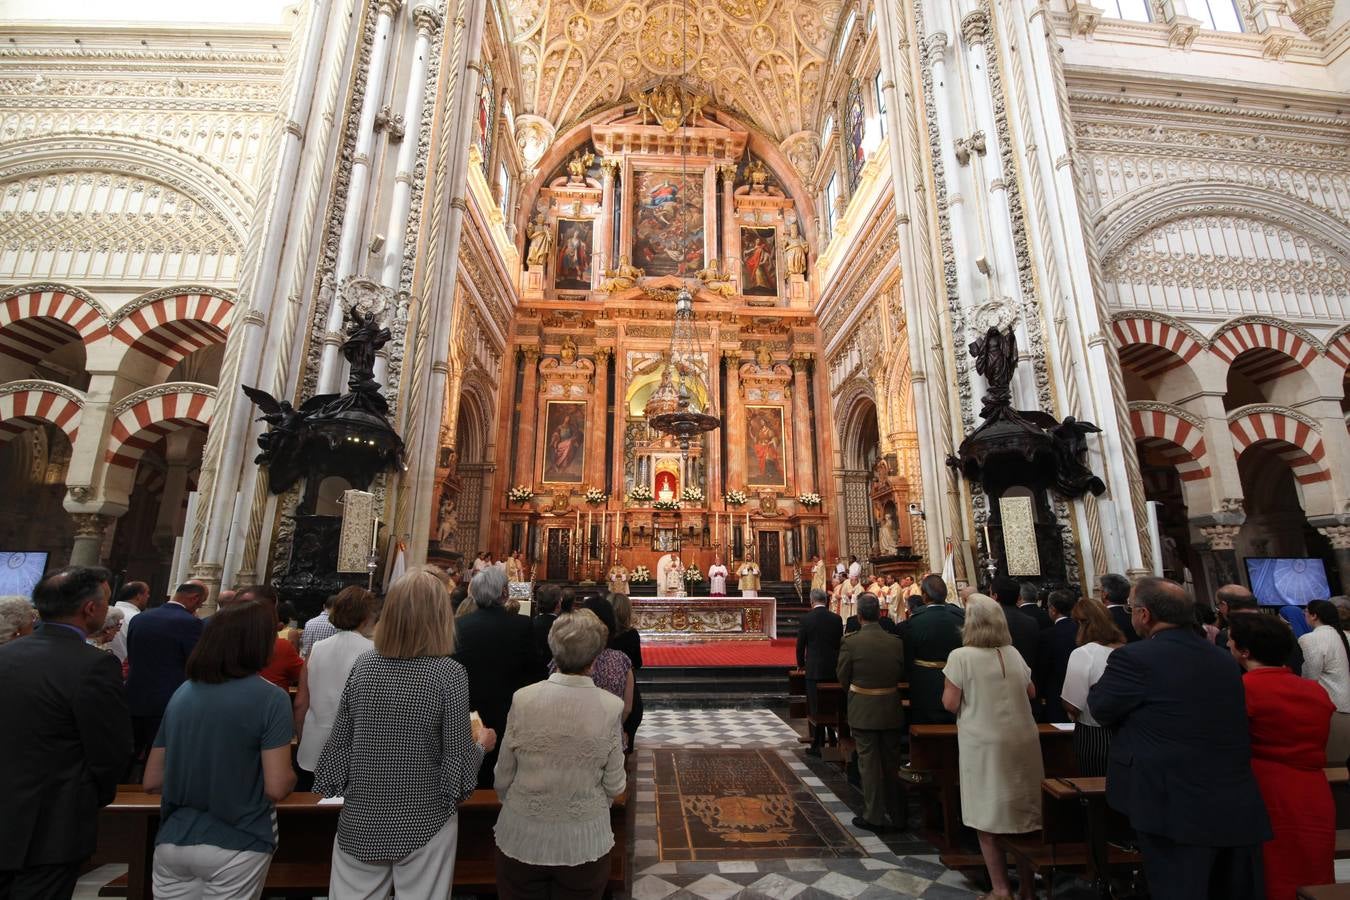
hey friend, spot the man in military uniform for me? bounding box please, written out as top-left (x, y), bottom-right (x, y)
top-left (898, 573), bottom-right (965, 725)
top-left (836, 593), bottom-right (905, 832)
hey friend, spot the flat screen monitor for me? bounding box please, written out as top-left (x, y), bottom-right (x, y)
top-left (0, 551), bottom-right (49, 598)
top-left (1244, 557), bottom-right (1330, 607)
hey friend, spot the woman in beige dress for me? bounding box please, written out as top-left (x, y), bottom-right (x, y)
top-left (942, 593), bottom-right (1044, 900)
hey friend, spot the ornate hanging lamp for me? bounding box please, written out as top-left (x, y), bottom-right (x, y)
top-left (642, 0), bottom-right (720, 460)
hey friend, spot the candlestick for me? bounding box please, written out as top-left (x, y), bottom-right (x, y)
top-left (371, 516), bottom-right (380, 553)
top-left (983, 522), bottom-right (991, 553)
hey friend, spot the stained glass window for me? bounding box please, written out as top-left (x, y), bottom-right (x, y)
top-left (845, 79), bottom-right (866, 193)
top-left (475, 65), bottom-right (494, 171)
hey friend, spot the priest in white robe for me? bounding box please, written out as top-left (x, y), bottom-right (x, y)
top-left (707, 557), bottom-right (729, 597)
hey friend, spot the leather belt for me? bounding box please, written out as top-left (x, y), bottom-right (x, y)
top-left (849, 685), bottom-right (899, 696)
top-left (914, 659), bottom-right (946, 669)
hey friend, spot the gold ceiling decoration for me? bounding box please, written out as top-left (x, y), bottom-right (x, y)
top-left (510, 0), bottom-right (842, 143)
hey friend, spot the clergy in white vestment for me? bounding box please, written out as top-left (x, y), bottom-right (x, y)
top-left (707, 557), bottom-right (729, 597)
top-left (656, 553), bottom-right (683, 597)
top-left (838, 575), bottom-right (863, 620)
top-left (737, 558), bottom-right (761, 597)
top-left (811, 556), bottom-right (828, 594)
top-left (847, 556), bottom-right (862, 579)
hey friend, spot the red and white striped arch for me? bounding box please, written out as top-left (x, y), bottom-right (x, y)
top-left (0, 286), bottom-right (109, 366)
top-left (1228, 409), bottom-right (1329, 485)
top-left (1111, 315), bottom-right (1203, 380)
top-left (1211, 320), bottom-right (1318, 384)
top-left (111, 291), bottom-right (235, 371)
top-left (1327, 327), bottom-right (1350, 373)
top-left (1129, 407), bottom-right (1210, 481)
top-left (0, 384), bottom-right (83, 446)
top-left (104, 389), bottom-right (215, 471)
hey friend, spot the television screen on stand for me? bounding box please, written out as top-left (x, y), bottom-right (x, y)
top-left (0, 551), bottom-right (50, 599)
top-left (1244, 557), bottom-right (1331, 607)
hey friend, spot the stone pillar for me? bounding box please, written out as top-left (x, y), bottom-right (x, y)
top-left (597, 159), bottom-right (619, 275)
top-left (718, 164), bottom-right (738, 281)
top-left (153, 430), bottom-right (196, 553)
top-left (69, 513), bottom-right (114, 567)
top-left (724, 351), bottom-right (745, 491)
top-left (790, 354), bottom-right (815, 494)
top-left (1198, 522), bottom-right (1243, 588)
top-left (1315, 523), bottom-right (1350, 594)
top-left (513, 349), bottom-right (541, 486)
top-left (588, 349), bottom-right (611, 489)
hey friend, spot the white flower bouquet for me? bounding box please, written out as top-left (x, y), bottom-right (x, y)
top-left (724, 489), bottom-right (748, 505)
top-left (507, 485), bottom-right (534, 503)
top-left (631, 565), bottom-right (652, 583)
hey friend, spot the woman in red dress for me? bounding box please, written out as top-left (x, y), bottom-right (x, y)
top-left (1228, 614), bottom-right (1335, 900)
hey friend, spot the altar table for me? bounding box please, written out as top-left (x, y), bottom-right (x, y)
top-left (633, 596), bottom-right (777, 641)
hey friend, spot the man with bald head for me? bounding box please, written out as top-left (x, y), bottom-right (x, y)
top-left (1088, 577), bottom-right (1269, 899)
top-left (1214, 583), bottom-right (1302, 672)
top-left (125, 580), bottom-right (207, 766)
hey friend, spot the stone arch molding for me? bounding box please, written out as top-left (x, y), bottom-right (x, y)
top-left (0, 132), bottom-right (253, 244)
top-left (455, 371), bottom-right (497, 464)
top-left (835, 377), bottom-right (879, 471)
top-left (0, 380), bottom-right (84, 446)
top-left (1095, 180), bottom-right (1350, 269)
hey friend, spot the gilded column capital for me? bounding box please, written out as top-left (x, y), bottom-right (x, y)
top-left (599, 158), bottom-right (621, 179)
top-left (721, 348), bottom-right (743, 363)
top-left (411, 4), bottom-right (442, 32)
top-left (718, 163), bottom-right (738, 186)
top-left (594, 347), bottom-right (612, 364)
top-left (791, 353), bottom-right (813, 373)
top-left (522, 347), bottom-right (542, 363)
top-left (961, 10), bottom-right (991, 46)
top-left (70, 513), bottom-right (114, 539)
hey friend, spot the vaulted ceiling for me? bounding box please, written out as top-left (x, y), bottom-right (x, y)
top-left (507, 0), bottom-right (845, 143)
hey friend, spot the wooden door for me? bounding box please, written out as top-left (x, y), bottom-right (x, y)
top-left (758, 530), bottom-right (781, 581)
top-left (546, 528), bottom-right (571, 581)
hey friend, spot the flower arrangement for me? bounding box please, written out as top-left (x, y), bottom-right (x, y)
top-left (630, 565), bottom-right (652, 583)
top-left (627, 484), bottom-right (654, 502)
top-left (724, 489), bottom-right (748, 506)
top-left (797, 492), bottom-right (822, 507)
top-left (684, 566), bottom-right (704, 584)
top-left (653, 499), bottom-right (681, 511)
top-left (584, 487), bottom-right (607, 505)
top-left (507, 485), bottom-right (534, 504)
top-left (681, 485), bottom-right (705, 502)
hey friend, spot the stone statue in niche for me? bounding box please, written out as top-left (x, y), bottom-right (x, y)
top-left (696, 260), bottom-right (736, 297)
top-left (525, 217), bottom-right (552, 268)
top-left (437, 493), bottom-right (457, 546)
top-left (599, 255), bottom-right (645, 292)
top-left (877, 512), bottom-right (899, 556)
top-left (756, 342), bottom-right (774, 370)
top-left (782, 222), bottom-right (808, 276)
top-left (560, 334), bottom-right (578, 364)
top-left (969, 304), bottom-right (1018, 418)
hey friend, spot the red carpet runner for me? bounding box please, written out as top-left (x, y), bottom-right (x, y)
top-left (643, 639), bottom-right (797, 668)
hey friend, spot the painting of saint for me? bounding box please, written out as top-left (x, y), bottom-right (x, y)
top-left (541, 401), bottom-right (586, 483)
top-left (745, 406), bottom-right (786, 487)
top-left (632, 170), bottom-right (705, 277)
top-left (554, 219), bottom-right (593, 291)
top-left (740, 227), bottom-right (777, 297)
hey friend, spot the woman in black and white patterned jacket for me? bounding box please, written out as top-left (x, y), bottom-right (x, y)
top-left (314, 570), bottom-right (497, 900)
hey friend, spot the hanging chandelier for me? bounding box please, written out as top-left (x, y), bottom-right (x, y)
top-left (643, 0), bottom-right (720, 459)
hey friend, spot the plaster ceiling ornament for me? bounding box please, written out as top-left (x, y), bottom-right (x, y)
top-left (509, 0), bottom-right (840, 141)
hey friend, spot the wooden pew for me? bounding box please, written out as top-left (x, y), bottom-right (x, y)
top-left (907, 724), bottom-right (1075, 863)
top-left (94, 787), bottom-right (631, 898)
top-left (788, 668), bottom-right (807, 721)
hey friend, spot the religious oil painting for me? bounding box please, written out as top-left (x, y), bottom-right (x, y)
top-left (554, 219), bottom-right (594, 291)
top-left (740, 226), bottom-right (777, 297)
top-left (745, 405), bottom-right (787, 488)
top-left (541, 400), bottom-right (586, 484)
top-left (632, 170), bottom-right (705, 277)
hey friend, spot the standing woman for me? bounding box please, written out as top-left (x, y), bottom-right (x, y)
top-left (1301, 599), bottom-right (1350, 765)
top-left (942, 594), bottom-right (1043, 900)
top-left (314, 571), bottom-right (496, 900)
top-left (1231, 614), bottom-right (1335, 900)
top-left (1059, 598), bottom-right (1126, 776)
top-left (143, 600), bottom-right (296, 899)
top-left (293, 586), bottom-right (378, 790)
top-left (608, 593), bottom-right (644, 751)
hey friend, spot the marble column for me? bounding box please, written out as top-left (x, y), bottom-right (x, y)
top-left (513, 349), bottom-right (541, 486)
top-left (588, 349), bottom-right (611, 489)
top-left (69, 513), bottom-right (114, 567)
top-left (718, 164), bottom-right (738, 282)
top-left (153, 430), bottom-right (195, 553)
top-left (791, 354), bottom-right (815, 494)
top-left (724, 350), bottom-right (745, 491)
top-left (597, 159), bottom-right (619, 275)
top-left (1198, 522), bottom-right (1243, 588)
top-left (1316, 524), bottom-right (1350, 593)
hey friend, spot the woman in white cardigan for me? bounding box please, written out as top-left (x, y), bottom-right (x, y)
top-left (494, 609), bottom-right (627, 899)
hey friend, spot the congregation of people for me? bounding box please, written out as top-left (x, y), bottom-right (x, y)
top-left (0, 559), bottom-right (643, 900)
top-left (794, 567), bottom-right (1350, 900)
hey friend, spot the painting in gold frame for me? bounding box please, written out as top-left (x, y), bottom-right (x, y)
top-left (745, 405), bottom-right (787, 488)
top-left (540, 400), bottom-right (586, 484)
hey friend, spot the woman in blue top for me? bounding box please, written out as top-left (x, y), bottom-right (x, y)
top-left (143, 599), bottom-right (296, 899)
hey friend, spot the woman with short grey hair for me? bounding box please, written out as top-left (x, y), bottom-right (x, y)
top-left (493, 609), bottom-right (626, 898)
top-left (0, 596), bottom-right (36, 645)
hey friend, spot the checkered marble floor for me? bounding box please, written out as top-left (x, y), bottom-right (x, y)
top-left (629, 709), bottom-right (986, 900)
top-left (636, 708), bottom-right (806, 750)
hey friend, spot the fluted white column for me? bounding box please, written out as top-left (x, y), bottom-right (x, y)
top-left (317, 0), bottom-right (403, 394)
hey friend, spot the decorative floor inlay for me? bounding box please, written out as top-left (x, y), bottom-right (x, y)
top-left (638, 709), bottom-right (805, 749)
top-left (653, 749), bottom-right (865, 861)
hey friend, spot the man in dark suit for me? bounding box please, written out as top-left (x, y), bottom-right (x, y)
top-left (453, 565), bottom-right (540, 788)
top-left (837, 594), bottom-right (905, 832)
top-left (1213, 583), bottom-right (1302, 673)
top-left (1017, 582), bottom-right (1051, 630)
top-left (0, 566), bottom-right (132, 898)
top-left (845, 609), bottom-right (899, 635)
top-left (1101, 572), bottom-right (1140, 642)
top-left (1037, 590), bottom-right (1079, 723)
top-left (1088, 576), bottom-right (1270, 899)
top-left (125, 580), bottom-right (206, 764)
top-left (898, 574), bottom-right (964, 725)
top-left (992, 576), bottom-right (1039, 671)
top-left (796, 588), bottom-right (844, 757)
top-left (532, 583), bottom-right (561, 667)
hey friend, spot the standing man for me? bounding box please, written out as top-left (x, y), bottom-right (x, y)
top-left (1037, 590), bottom-right (1079, 723)
top-left (898, 574), bottom-right (965, 725)
top-left (532, 583), bottom-right (561, 666)
top-left (301, 594), bottom-right (338, 658)
top-left (796, 589), bottom-right (844, 757)
top-left (707, 556), bottom-right (729, 597)
top-left (1101, 573), bottom-right (1140, 642)
top-left (106, 579), bottom-right (149, 664)
top-left (992, 576), bottom-right (1040, 671)
top-left (838, 573), bottom-right (864, 621)
top-left (125, 580), bottom-right (207, 766)
top-left (0, 567), bottom-right (133, 898)
top-left (1088, 577), bottom-right (1270, 899)
top-left (837, 594), bottom-right (905, 832)
top-left (811, 555), bottom-right (829, 594)
top-left (1017, 582), bottom-right (1051, 630)
top-left (847, 555), bottom-right (862, 580)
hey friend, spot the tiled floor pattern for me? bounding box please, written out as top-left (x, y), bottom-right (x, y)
top-left (631, 709), bottom-right (984, 899)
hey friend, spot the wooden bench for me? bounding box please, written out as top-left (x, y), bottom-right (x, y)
top-left (1300, 886), bottom-right (1350, 899)
top-left (907, 724), bottom-right (1076, 863)
top-left (93, 786), bottom-right (631, 898)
